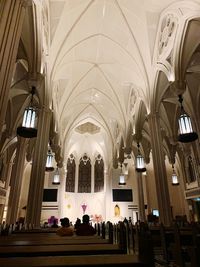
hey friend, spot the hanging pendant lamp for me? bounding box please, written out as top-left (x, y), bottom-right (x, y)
top-left (136, 143), bottom-right (146, 172)
top-left (52, 167), bottom-right (60, 185)
top-left (17, 87), bottom-right (37, 138)
top-left (118, 163), bottom-right (126, 185)
top-left (123, 162), bottom-right (128, 175)
top-left (45, 148), bottom-right (54, 172)
top-left (178, 95), bottom-right (198, 143)
top-left (171, 165), bottom-right (179, 185)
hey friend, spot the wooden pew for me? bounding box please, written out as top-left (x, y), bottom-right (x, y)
top-left (0, 233), bottom-right (109, 245)
top-left (13, 228), bottom-right (58, 234)
top-left (137, 223), bottom-right (154, 267)
top-left (153, 223), bottom-right (200, 267)
top-left (0, 243), bottom-right (123, 257)
top-left (172, 223), bottom-right (197, 266)
top-left (0, 236), bottom-right (110, 246)
top-left (0, 254), bottom-right (148, 267)
top-left (0, 222), bottom-right (153, 267)
top-left (1, 232), bottom-right (104, 238)
top-left (108, 222), bottom-right (113, 244)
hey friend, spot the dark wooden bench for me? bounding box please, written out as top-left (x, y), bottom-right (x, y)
top-left (171, 224), bottom-right (197, 266)
top-left (0, 243), bottom-right (123, 257)
top-left (13, 228), bottom-right (58, 234)
top-left (0, 235), bottom-right (109, 246)
top-left (151, 223), bottom-right (200, 266)
top-left (0, 254), bottom-right (148, 267)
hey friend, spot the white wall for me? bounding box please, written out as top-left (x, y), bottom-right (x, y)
top-left (27, 156), bottom-right (189, 224)
top-left (41, 164), bottom-right (139, 224)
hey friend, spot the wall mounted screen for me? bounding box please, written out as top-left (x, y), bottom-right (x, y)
top-left (112, 189), bottom-right (133, 202)
top-left (43, 189), bottom-right (58, 202)
top-left (152, 209), bottom-right (159, 217)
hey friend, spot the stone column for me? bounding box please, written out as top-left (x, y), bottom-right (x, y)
top-left (105, 167), bottom-right (112, 222)
top-left (0, 156), bottom-right (14, 222)
top-left (148, 113), bottom-right (172, 225)
top-left (136, 172), bottom-right (146, 222)
top-left (75, 159), bottom-right (79, 193)
top-left (91, 161), bottom-right (94, 193)
top-left (6, 137), bottom-right (27, 224)
top-left (4, 160), bottom-right (14, 190)
top-left (26, 107), bottom-right (52, 227)
top-left (0, 0), bottom-right (27, 137)
top-left (144, 172), bottom-right (151, 215)
top-left (58, 169), bottom-right (65, 219)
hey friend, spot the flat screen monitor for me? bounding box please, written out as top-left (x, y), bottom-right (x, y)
top-left (43, 189), bottom-right (58, 202)
top-left (152, 209), bottom-right (159, 217)
top-left (112, 189), bottom-right (133, 202)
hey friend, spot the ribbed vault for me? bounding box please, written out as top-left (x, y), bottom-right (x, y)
top-left (47, 0), bottom-right (200, 165)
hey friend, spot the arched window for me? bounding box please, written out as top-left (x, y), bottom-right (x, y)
top-left (187, 156), bottom-right (197, 183)
top-left (66, 154), bottom-right (75, 192)
top-left (78, 153), bottom-right (91, 193)
top-left (94, 154), bottom-right (104, 192)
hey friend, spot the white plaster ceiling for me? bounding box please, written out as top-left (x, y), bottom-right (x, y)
top-left (48, 0), bottom-right (182, 162)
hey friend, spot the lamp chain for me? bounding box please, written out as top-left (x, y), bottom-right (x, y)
top-left (30, 86), bottom-right (36, 105)
top-left (178, 94), bottom-right (183, 110)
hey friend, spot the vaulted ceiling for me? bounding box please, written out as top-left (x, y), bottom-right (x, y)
top-left (48, 0), bottom-right (177, 163)
top-left (7, 0), bottom-right (200, 170)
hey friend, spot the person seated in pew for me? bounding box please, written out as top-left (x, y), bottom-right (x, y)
top-left (76, 214), bottom-right (96, 236)
top-left (51, 219), bottom-right (59, 228)
top-left (74, 218), bottom-right (81, 230)
top-left (56, 217), bottom-right (74, 236)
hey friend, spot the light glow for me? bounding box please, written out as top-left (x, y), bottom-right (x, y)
top-left (22, 107), bottom-right (37, 128)
top-left (178, 113), bottom-right (193, 134)
top-left (119, 175), bottom-right (126, 185)
top-left (53, 168), bottom-right (60, 185)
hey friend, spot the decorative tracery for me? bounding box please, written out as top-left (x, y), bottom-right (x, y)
top-left (94, 154), bottom-right (104, 192)
top-left (66, 154), bottom-right (76, 192)
top-left (187, 156), bottom-right (197, 183)
top-left (78, 153), bottom-right (91, 193)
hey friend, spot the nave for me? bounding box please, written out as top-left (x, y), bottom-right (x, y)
top-left (1, 0), bottom-right (200, 266)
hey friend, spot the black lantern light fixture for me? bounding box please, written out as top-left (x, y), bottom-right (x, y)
top-left (17, 87), bottom-right (37, 138)
top-left (178, 95), bottom-right (198, 143)
top-left (45, 146), bottom-right (54, 172)
top-left (118, 163), bottom-right (126, 185)
top-left (136, 143), bottom-right (146, 172)
top-left (171, 164), bottom-right (179, 186)
top-left (52, 167), bottom-right (60, 185)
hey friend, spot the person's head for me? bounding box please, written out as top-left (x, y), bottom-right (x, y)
top-left (60, 217), bottom-right (70, 227)
top-left (76, 218), bottom-right (81, 224)
top-left (82, 214), bottom-right (90, 224)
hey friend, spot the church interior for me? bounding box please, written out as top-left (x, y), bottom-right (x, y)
top-left (1, 0), bottom-right (200, 266)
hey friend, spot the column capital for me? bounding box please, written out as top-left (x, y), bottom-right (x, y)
top-left (146, 111), bottom-right (160, 121)
top-left (41, 106), bottom-right (52, 114)
top-left (21, 0), bottom-right (32, 8)
top-left (0, 188), bottom-right (6, 198)
top-left (170, 80), bottom-right (186, 96)
top-left (168, 144), bottom-right (178, 165)
top-left (27, 73), bottom-right (45, 89)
